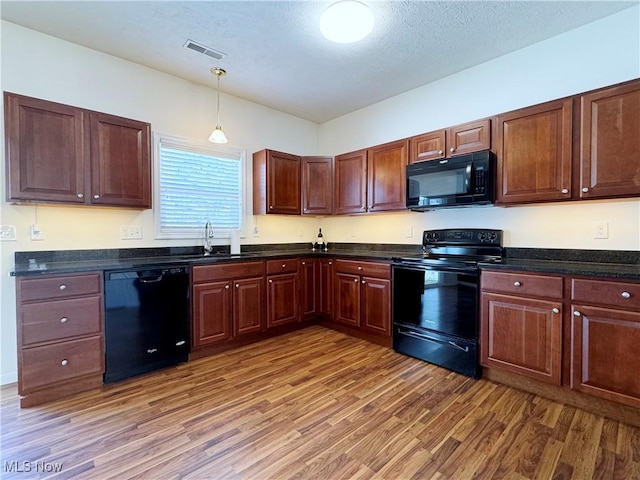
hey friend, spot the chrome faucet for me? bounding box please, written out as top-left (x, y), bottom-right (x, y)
top-left (203, 222), bottom-right (214, 255)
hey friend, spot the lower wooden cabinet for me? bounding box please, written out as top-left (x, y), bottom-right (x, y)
top-left (234, 278), bottom-right (265, 337)
top-left (300, 258), bottom-right (318, 320)
top-left (319, 258), bottom-right (334, 318)
top-left (16, 272), bottom-right (104, 407)
top-left (361, 276), bottom-right (391, 336)
top-left (266, 259), bottom-right (300, 328)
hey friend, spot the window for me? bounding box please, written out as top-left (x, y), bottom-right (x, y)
top-left (154, 133), bottom-right (246, 239)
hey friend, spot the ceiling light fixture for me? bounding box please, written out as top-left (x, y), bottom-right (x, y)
top-left (320, 0), bottom-right (374, 44)
top-left (209, 67), bottom-right (228, 144)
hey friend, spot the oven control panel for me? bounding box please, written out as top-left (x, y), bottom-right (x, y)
top-left (423, 229), bottom-right (502, 246)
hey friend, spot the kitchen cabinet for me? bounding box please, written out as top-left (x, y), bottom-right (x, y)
top-left (410, 118), bottom-right (491, 163)
top-left (253, 149), bottom-right (301, 215)
top-left (266, 259), bottom-right (300, 328)
top-left (16, 272), bottom-right (104, 407)
top-left (192, 262), bottom-right (265, 348)
top-left (319, 258), bottom-right (334, 319)
top-left (4, 92), bottom-right (151, 208)
top-left (577, 79), bottom-right (640, 199)
top-left (302, 156), bottom-right (333, 215)
top-left (480, 271), bottom-right (563, 385)
top-left (570, 278), bottom-right (640, 408)
top-left (334, 139), bottom-right (408, 214)
top-left (300, 258), bottom-right (318, 320)
top-left (495, 98), bottom-right (573, 204)
top-left (333, 259), bottom-right (391, 338)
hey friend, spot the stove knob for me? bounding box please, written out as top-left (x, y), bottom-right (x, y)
top-left (479, 232), bottom-right (487, 242)
top-left (433, 232), bottom-right (440, 241)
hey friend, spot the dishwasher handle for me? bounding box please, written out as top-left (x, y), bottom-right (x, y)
top-left (138, 275), bottom-right (163, 283)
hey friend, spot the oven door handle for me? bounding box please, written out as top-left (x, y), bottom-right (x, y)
top-left (398, 329), bottom-right (470, 353)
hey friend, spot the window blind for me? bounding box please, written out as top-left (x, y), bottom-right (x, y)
top-left (158, 139), bottom-right (242, 236)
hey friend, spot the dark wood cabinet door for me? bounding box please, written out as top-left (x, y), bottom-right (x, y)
top-left (367, 139), bottom-right (409, 212)
top-left (571, 305), bottom-right (640, 408)
top-left (233, 277), bottom-right (265, 337)
top-left (4, 93), bottom-right (86, 203)
top-left (361, 276), bottom-right (391, 336)
top-left (89, 113), bottom-right (151, 208)
top-left (496, 98), bottom-right (573, 204)
top-left (334, 149), bottom-right (367, 214)
top-left (334, 272), bottom-right (360, 327)
top-left (447, 119), bottom-right (491, 157)
top-left (192, 281), bottom-right (232, 347)
top-left (300, 259), bottom-right (318, 320)
top-left (578, 80), bottom-right (640, 199)
top-left (267, 273), bottom-right (299, 327)
top-left (268, 150), bottom-right (301, 215)
top-left (409, 130), bottom-right (446, 163)
top-left (480, 292), bottom-right (562, 385)
top-left (302, 156), bottom-right (333, 215)
top-left (320, 259), bottom-right (334, 318)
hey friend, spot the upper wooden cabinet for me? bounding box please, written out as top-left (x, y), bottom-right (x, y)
top-left (577, 80), bottom-right (640, 199)
top-left (410, 119), bottom-right (491, 163)
top-left (302, 156), bottom-right (333, 215)
top-left (4, 92), bottom-right (151, 208)
top-left (495, 98), bottom-right (573, 204)
top-left (334, 139), bottom-right (408, 214)
top-left (253, 149), bottom-right (302, 215)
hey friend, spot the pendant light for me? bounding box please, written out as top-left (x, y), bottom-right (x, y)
top-left (209, 67), bottom-right (228, 144)
top-left (320, 1), bottom-right (374, 44)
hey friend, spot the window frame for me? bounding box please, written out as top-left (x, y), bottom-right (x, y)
top-left (153, 132), bottom-right (248, 241)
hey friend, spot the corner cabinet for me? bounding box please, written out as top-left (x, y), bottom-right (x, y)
top-left (16, 272), bottom-right (104, 407)
top-left (334, 139), bottom-right (408, 215)
top-left (253, 149), bottom-right (301, 215)
top-left (302, 156), bottom-right (333, 215)
top-left (4, 92), bottom-right (151, 208)
top-left (577, 80), bottom-right (640, 199)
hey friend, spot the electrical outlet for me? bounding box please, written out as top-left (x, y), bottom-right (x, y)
top-left (0, 225), bottom-right (17, 241)
top-left (121, 225), bottom-right (143, 240)
top-left (405, 226), bottom-right (413, 238)
top-left (253, 226), bottom-right (260, 237)
top-left (592, 221), bottom-right (609, 239)
top-left (30, 224), bottom-right (43, 241)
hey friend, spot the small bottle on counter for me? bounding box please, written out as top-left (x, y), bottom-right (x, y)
top-left (313, 228), bottom-right (327, 251)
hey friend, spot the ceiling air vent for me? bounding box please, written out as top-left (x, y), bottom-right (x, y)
top-left (184, 39), bottom-right (226, 60)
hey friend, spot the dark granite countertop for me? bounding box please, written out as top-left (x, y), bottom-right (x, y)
top-left (10, 244), bottom-right (640, 280)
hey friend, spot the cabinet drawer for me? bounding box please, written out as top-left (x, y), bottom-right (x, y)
top-left (21, 296), bottom-right (102, 345)
top-left (572, 278), bottom-right (640, 310)
top-left (481, 271), bottom-right (563, 299)
top-left (193, 261), bottom-right (265, 283)
top-left (19, 273), bottom-right (101, 302)
top-left (266, 259), bottom-right (299, 275)
top-left (20, 336), bottom-right (103, 392)
top-left (334, 259), bottom-right (391, 279)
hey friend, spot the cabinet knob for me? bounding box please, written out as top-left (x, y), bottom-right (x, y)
top-left (93, 194), bottom-right (100, 199)
top-left (621, 291), bottom-right (631, 299)
top-left (77, 193), bottom-right (84, 199)
top-left (552, 308), bottom-right (560, 314)
top-left (360, 206), bottom-right (366, 211)
top-left (328, 261), bottom-right (332, 265)
top-left (362, 280), bottom-right (366, 284)
top-left (368, 205), bottom-right (373, 210)
top-left (358, 266), bottom-right (362, 270)
top-left (513, 281), bottom-right (521, 287)
top-left (61, 359), bottom-right (68, 366)
top-left (225, 285), bottom-right (230, 289)
top-left (438, 150), bottom-right (444, 155)
top-left (561, 188), bottom-right (569, 194)
top-left (573, 310), bottom-right (581, 317)
top-left (269, 279), bottom-right (273, 284)
top-left (302, 261), bottom-right (306, 265)
top-left (235, 284), bottom-right (239, 288)
top-left (303, 208), bottom-right (308, 212)
top-left (282, 264), bottom-right (286, 268)
top-left (353, 278), bottom-right (358, 283)
top-left (269, 205), bottom-right (274, 210)
top-left (59, 284), bottom-right (67, 291)
top-left (60, 317), bottom-right (68, 323)
top-left (450, 147), bottom-right (455, 153)
top-left (582, 187), bottom-right (589, 193)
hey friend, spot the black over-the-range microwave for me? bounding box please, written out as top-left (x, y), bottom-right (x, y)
top-left (406, 150), bottom-right (495, 210)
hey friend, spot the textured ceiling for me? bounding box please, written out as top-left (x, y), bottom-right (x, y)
top-left (1, 1), bottom-right (637, 123)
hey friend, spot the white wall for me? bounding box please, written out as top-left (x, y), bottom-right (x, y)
top-left (2, 7), bottom-right (640, 385)
top-left (318, 6), bottom-right (640, 250)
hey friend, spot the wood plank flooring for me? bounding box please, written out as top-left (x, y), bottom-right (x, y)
top-left (1, 326), bottom-right (639, 480)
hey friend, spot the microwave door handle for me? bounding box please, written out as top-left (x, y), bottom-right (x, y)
top-left (464, 163), bottom-right (472, 192)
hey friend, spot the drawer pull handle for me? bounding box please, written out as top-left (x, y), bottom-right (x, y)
top-left (573, 311), bottom-right (581, 317)
top-left (513, 281), bottom-right (521, 287)
top-left (621, 291), bottom-right (631, 299)
top-left (582, 187), bottom-right (589, 193)
top-left (60, 317), bottom-right (68, 323)
top-left (552, 308), bottom-right (559, 314)
top-left (59, 284), bottom-right (67, 291)
top-left (147, 348), bottom-right (158, 354)
top-left (561, 188), bottom-right (569, 194)
top-left (61, 359), bottom-right (68, 366)
top-left (93, 194), bottom-right (100, 199)
top-left (77, 193), bottom-right (84, 199)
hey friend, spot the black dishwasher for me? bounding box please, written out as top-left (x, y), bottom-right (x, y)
top-left (104, 264), bottom-right (190, 383)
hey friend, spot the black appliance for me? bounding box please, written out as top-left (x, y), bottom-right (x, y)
top-left (392, 229), bottom-right (503, 378)
top-left (406, 150), bottom-right (495, 210)
top-left (104, 264), bottom-right (190, 383)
